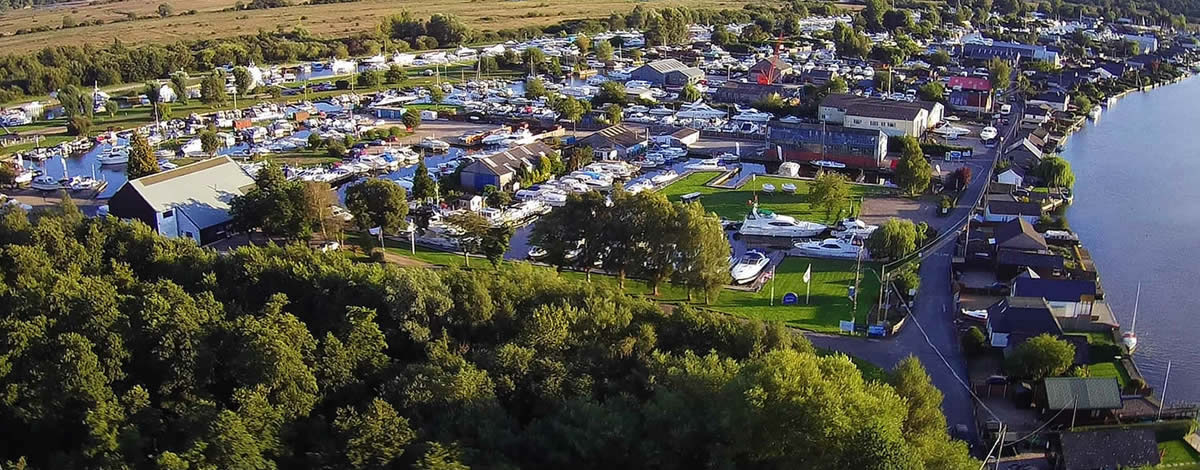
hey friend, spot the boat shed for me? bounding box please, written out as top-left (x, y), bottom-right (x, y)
top-left (630, 59), bottom-right (704, 87)
top-left (107, 156), bottom-right (255, 245)
top-left (458, 141), bottom-right (554, 192)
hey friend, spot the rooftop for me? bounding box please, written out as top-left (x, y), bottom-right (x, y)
top-left (126, 156), bottom-right (254, 228)
top-left (1043, 377), bottom-right (1122, 410)
top-left (988, 296), bottom-right (1062, 337)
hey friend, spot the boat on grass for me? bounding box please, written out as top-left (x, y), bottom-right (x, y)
top-left (730, 250), bottom-right (769, 284)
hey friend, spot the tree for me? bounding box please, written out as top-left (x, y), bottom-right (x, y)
top-left (592, 81), bottom-right (627, 106)
top-left (481, 223), bottom-right (514, 267)
top-left (928, 50), bottom-right (952, 67)
top-left (335, 399), bottom-right (415, 469)
top-left (810, 170), bottom-right (850, 217)
top-left (605, 104), bottom-right (623, 124)
top-left (479, 56), bottom-right (499, 74)
top-left (104, 100), bottom-right (119, 117)
top-left (307, 132), bottom-right (323, 150)
top-left (126, 133), bottom-right (160, 179)
top-left (917, 81), bottom-right (944, 102)
top-left (863, 0), bottom-right (890, 32)
top-left (825, 75), bottom-right (848, 94)
top-left (575, 34), bottom-right (591, 56)
top-left (427, 14), bottom-right (469, 46)
top-left (66, 115), bottom-right (91, 136)
top-left (232, 66), bottom-right (255, 96)
top-left (200, 130), bottom-right (222, 156)
top-left (357, 70), bottom-right (383, 89)
top-left (428, 86), bottom-right (444, 105)
top-left (1008, 334), bottom-right (1075, 380)
top-left (327, 139), bottom-right (347, 158)
top-left (866, 218), bottom-right (919, 260)
top-left (157, 3), bottom-right (174, 17)
top-left (679, 83), bottom-right (700, 102)
top-left (555, 96), bottom-right (584, 130)
top-left (444, 211), bottom-right (490, 267)
top-left (144, 81), bottom-right (163, 104)
top-left (402, 109), bottom-right (421, 130)
top-left (411, 160), bottom-right (436, 202)
top-left (521, 47), bottom-right (546, 73)
top-left (1034, 155), bottom-right (1075, 188)
top-left (674, 201), bottom-right (731, 303)
top-left (951, 167), bottom-right (972, 192)
top-left (385, 64), bottom-right (406, 84)
top-left (304, 181), bottom-right (342, 242)
top-left (961, 327), bottom-right (988, 356)
top-left (170, 73), bottom-right (190, 104)
top-left (987, 57), bottom-right (1012, 91)
top-left (0, 164), bottom-right (18, 187)
top-left (594, 40), bottom-right (614, 62)
top-left (200, 72), bottom-right (228, 106)
top-left (344, 178), bottom-right (409, 236)
top-left (56, 85), bottom-right (91, 118)
top-left (524, 77), bottom-right (547, 99)
top-left (229, 161), bottom-right (318, 240)
top-left (893, 136), bottom-right (931, 195)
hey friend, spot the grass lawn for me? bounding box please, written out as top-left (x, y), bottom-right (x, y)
top-left (708, 257), bottom-right (881, 333)
top-left (1159, 439), bottom-right (1200, 466)
top-left (0, 134), bottom-right (76, 156)
top-left (1088, 361), bottom-right (1131, 388)
top-left (660, 171), bottom-right (891, 224)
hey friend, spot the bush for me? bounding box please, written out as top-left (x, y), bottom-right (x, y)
top-left (369, 248), bottom-right (386, 263)
top-left (961, 326), bottom-right (988, 357)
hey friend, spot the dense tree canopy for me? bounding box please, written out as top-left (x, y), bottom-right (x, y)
top-left (0, 203), bottom-right (975, 469)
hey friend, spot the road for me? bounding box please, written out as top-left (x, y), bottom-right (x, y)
top-left (808, 96), bottom-right (1026, 451)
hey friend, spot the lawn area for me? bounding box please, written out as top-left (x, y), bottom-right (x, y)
top-left (0, 134), bottom-right (76, 156)
top-left (1158, 439), bottom-right (1200, 467)
top-left (1088, 361), bottom-right (1130, 388)
top-left (660, 171), bottom-right (892, 224)
top-left (708, 257), bottom-right (881, 333)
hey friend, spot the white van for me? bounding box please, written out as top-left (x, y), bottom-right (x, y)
top-left (1000, 104), bottom-right (1012, 116)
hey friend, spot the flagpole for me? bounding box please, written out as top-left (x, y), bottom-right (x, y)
top-left (770, 266), bottom-right (775, 306)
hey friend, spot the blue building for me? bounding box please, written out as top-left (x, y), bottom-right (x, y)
top-left (963, 41), bottom-right (1060, 65)
top-left (458, 142), bottom-right (554, 192)
top-left (767, 122), bottom-right (888, 168)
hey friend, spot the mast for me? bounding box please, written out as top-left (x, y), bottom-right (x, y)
top-left (1130, 283), bottom-right (1141, 333)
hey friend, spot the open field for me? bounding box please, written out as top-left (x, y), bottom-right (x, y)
top-left (0, 0), bottom-right (736, 54)
top-left (661, 171), bottom-right (894, 223)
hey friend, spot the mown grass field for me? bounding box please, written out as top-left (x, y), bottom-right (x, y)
top-left (0, 0), bottom-right (735, 54)
top-left (660, 171), bottom-right (893, 224)
top-left (1159, 439), bottom-right (1200, 467)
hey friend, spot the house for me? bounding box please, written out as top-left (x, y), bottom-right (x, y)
top-left (458, 141), bottom-right (554, 192)
top-left (1121, 33), bottom-right (1159, 53)
top-left (801, 68), bottom-right (837, 86)
top-left (630, 59), bottom-right (704, 87)
top-left (370, 105), bottom-right (408, 120)
top-left (712, 81), bottom-right (805, 105)
top-left (1037, 377), bottom-right (1122, 423)
top-left (819, 94), bottom-right (943, 137)
top-left (1028, 91), bottom-right (1071, 112)
top-left (576, 125), bottom-right (649, 159)
top-left (668, 127), bottom-right (700, 147)
top-left (962, 41), bottom-right (1060, 65)
top-left (1022, 106), bottom-right (1052, 125)
top-left (1126, 54), bottom-right (1160, 70)
top-left (996, 168), bottom-right (1024, 186)
top-left (749, 56), bottom-right (792, 84)
top-left (1058, 428), bottom-right (1160, 470)
top-left (985, 199), bottom-right (1042, 224)
top-left (107, 157), bottom-right (255, 245)
top-left (767, 121), bottom-right (888, 168)
top-left (994, 218), bottom-right (1063, 277)
top-left (986, 296), bottom-right (1062, 347)
top-left (1012, 276), bottom-right (1097, 317)
top-left (947, 76), bottom-right (993, 113)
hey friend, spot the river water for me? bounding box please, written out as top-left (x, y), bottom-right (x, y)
top-left (1059, 74), bottom-right (1200, 403)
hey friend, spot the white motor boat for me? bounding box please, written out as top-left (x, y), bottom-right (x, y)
top-left (528, 246), bottom-right (548, 260)
top-left (97, 147), bottom-right (130, 165)
top-left (730, 250), bottom-right (769, 284)
top-left (832, 218), bottom-right (878, 238)
top-left (685, 158), bottom-right (721, 171)
top-left (67, 176), bottom-right (103, 192)
top-left (811, 160), bottom-right (846, 169)
top-left (420, 137), bottom-right (451, 152)
top-left (761, 183), bottom-right (776, 193)
top-left (731, 108), bottom-right (774, 123)
top-left (650, 170), bottom-right (678, 185)
top-left (738, 204), bottom-right (826, 238)
top-left (793, 237), bottom-right (863, 260)
top-left (934, 125), bottom-right (970, 137)
top-left (979, 126), bottom-right (998, 141)
top-left (30, 175), bottom-right (64, 191)
top-left (1088, 106), bottom-right (1102, 121)
top-left (781, 183), bottom-right (797, 193)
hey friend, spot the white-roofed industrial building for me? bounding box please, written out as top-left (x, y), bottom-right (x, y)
top-left (107, 156), bottom-right (255, 245)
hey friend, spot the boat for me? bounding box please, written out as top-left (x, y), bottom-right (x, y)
top-left (1088, 106), bottom-right (1102, 121)
top-left (685, 158), bottom-right (721, 170)
top-left (811, 160), bottom-right (846, 169)
top-left (761, 183), bottom-right (776, 193)
top-left (420, 137), bottom-right (451, 152)
top-left (528, 246), bottom-right (548, 260)
top-left (738, 204), bottom-right (826, 238)
top-left (30, 175), bottom-right (64, 191)
top-left (650, 170), bottom-right (678, 185)
top-left (730, 250), bottom-right (769, 284)
top-left (781, 183), bottom-right (797, 193)
top-left (961, 309), bottom-right (988, 322)
top-left (831, 218), bottom-right (878, 238)
top-left (97, 147), bottom-right (129, 165)
top-left (1123, 284), bottom-right (1140, 353)
top-left (67, 176), bottom-right (103, 192)
top-left (792, 237), bottom-right (863, 259)
top-left (731, 108), bottom-right (774, 123)
top-left (979, 126), bottom-right (998, 141)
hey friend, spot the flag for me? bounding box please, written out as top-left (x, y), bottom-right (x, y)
top-left (368, 227), bottom-right (382, 235)
top-left (803, 264), bottom-right (811, 284)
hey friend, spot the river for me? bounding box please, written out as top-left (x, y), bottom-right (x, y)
top-left (1059, 74), bottom-right (1200, 403)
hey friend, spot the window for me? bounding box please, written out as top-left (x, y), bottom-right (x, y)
top-left (161, 209), bottom-right (174, 218)
top-left (888, 123), bottom-right (895, 127)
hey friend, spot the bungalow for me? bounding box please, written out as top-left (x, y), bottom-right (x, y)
top-left (1021, 106), bottom-right (1052, 127)
top-left (994, 218), bottom-right (1063, 277)
top-left (458, 141), bottom-right (554, 192)
top-left (1037, 377), bottom-right (1122, 424)
top-left (576, 125), bottom-right (649, 159)
top-left (985, 296), bottom-right (1062, 348)
top-left (996, 168), bottom-right (1024, 186)
top-left (801, 69), bottom-right (838, 86)
top-left (107, 157), bottom-right (255, 245)
top-left (1058, 428), bottom-right (1160, 470)
top-left (947, 76), bottom-right (992, 113)
top-left (819, 93), bottom-right (943, 137)
top-left (767, 122), bottom-right (888, 168)
top-left (1012, 276), bottom-right (1098, 318)
top-left (712, 81), bottom-right (805, 105)
top-left (1028, 91), bottom-right (1070, 112)
top-left (985, 199), bottom-right (1042, 224)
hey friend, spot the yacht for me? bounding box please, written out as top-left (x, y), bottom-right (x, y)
top-left (30, 175), bottom-right (64, 191)
top-left (1088, 106), bottom-right (1102, 121)
top-left (832, 218), bottom-right (878, 238)
top-left (979, 126), bottom-right (998, 141)
top-left (731, 108), bottom-right (774, 123)
top-left (738, 204), bottom-right (826, 238)
top-left (793, 238), bottom-right (864, 259)
top-left (648, 106), bottom-right (675, 116)
top-left (730, 250), bottom-right (770, 284)
top-left (650, 170), bottom-right (678, 185)
top-left (97, 147), bottom-right (130, 165)
top-left (685, 158), bottom-right (721, 170)
top-left (812, 160), bottom-right (846, 169)
top-left (420, 137), bottom-right (451, 152)
top-left (67, 176), bottom-right (103, 192)
top-left (1123, 284), bottom-right (1140, 353)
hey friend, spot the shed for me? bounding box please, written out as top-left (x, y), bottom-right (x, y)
top-left (107, 157), bottom-right (254, 245)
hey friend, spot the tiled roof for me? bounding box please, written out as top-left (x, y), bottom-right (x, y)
top-left (1043, 377), bottom-right (1122, 410)
top-left (467, 141), bottom-right (552, 176)
top-left (948, 76), bottom-right (992, 91)
top-left (1013, 277), bottom-right (1097, 302)
top-left (994, 218), bottom-right (1046, 251)
top-left (988, 296), bottom-right (1062, 337)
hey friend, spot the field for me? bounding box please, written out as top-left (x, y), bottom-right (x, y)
top-left (0, 0), bottom-right (735, 54)
top-left (1159, 439), bottom-right (1200, 467)
top-left (661, 171), bottom-right (893, 224)
top-left (1087, 361), bottom-right (1130, 388)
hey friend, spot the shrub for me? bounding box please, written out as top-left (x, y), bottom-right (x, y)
top-left (961, 326), bottom-right (988, 357)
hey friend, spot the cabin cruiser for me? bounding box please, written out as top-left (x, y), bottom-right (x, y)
top-left (1088, 106), bottom-right (1102, 121)
top-left (793, 237), bottom-right (863, 259)
top-left (67, 176), bottom-right (103, 192)
top-left (761, 183), bottom-right (775, 193)
top-left (731, 107), bottom-right (774, 123)
top-left (812, 160), bottom-right (846, 169)
top-left (30, 175), bottom-right (64, 191)
top-left (978, 126), bottom-right (998, 141)
top-left (420, 137), bottom-right (451, 152)
top-left (648, 106), bottom-right (675, 116)
top-left (650, 170), bottom-right (678, 185)
top-left (730, 250), bottom-right (770, 284)
top-left (685, 158), bottom-right (721, 170)
top-left (832, 218), bottom-right (878, 238)
top-left (527, 246), bottom-right (548, 260)
top-left (97, 147), bottom-right (130, 165)
top-left (738, 204), bottom-right (826, 238)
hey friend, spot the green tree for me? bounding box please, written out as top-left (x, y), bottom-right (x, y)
top-left (357, 69), bottom-right (383, 89)
top-left (307, 132), bottom-right (323, 150)
top-left (866, 218), bottom-right (919, 260)
top-left (444, 211), bottom-right (490, 267)
top-left (809, 170), bottom-right (850, 217)
top-left (335, 399), bottom-right (416, 469)
top-left (592, 81), bottom-right (627, 106)
top-left (411, 160), bottom-right (436, 202)
top-left (525, 77), bottom-right (547, 99)
top-left (928, 50), bottom-right (952, 66)
top-left (232, 66), bottom-right (255, 96)
top-left (917, 81), bottom-right (944, 102)
top-left (200, 72), bottom-right (228, 106)
top-left (402, 108), bottom-right (421, 130)
top-left (1034, 154), bottom-right (1075, 188)
top-left (555, 96), bottom-right (584, 130)
top-left (961, 326), bottom-right (988, 356)
top-left (863, 0), bottom-right (890, 31)
top-left (482, 223), bottom-right (514, 267)
top-left (170, 72), bottom-right (190, 104)
top-left (229, 161), bottom-right (318, 240)
top-left (1008, 333), bottom-right (1075, 380)
top-left (103, 100), bottom-right (119, 117)
top-left (126, 133), bottom-right (159, 178)
top-left (987, 57), bottom-right (1012, 91)
top-left (385, 64), bottom-right (406, 84)
top-left (679, 83), bottom-right (701, 102)
top-left (344, 178), bottom-right (409, 235)
top-left (594, 40), bottom-right (614, 62)
top-left (200, 130), bottom-right (222, 156)
top-left (826, 75), bottom-right (849, 94)
top-left (605, 104), bottom-right (623, 124)
top-left (66, 115), bottom-right (92, 136)
top-left (673, 201), bottom-right (731, 303)
top-left (893, 136), bottom-right (930, 195)
top-left (575, 33), bottom-right (591, 56)
top-left (521, 47), bottom-right (546, 73)
top-left (327, 139), bottom-right (347, 158)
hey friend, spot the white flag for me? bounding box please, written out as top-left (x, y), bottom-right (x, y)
top-left (368, 227), bottom-right (382, 235)
top-left (803, 264), bottom-right (811, 284)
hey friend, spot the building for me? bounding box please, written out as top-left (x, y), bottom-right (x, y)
top-left (712, 81), bottom-right (805, 105)
top-left (629, 59), bottom-right (704, 87)
top-left (1121, 33), bottom-right (1159, 53)
top-left (458, 141), bottom-right (554, 192)
top-left (996, 168), bottom-right (1024, 186)
top-left (1037, 377), bottom-right (1123, 423)
top-left (947, 76), bottom-right (993, 113)
top-left (962, 41), bottom-right (1060, 65)
top-left (985, 296), bottom-right (1062, 348)
top-left (576, 125), bottom-right (649, 159)
top-left (749, 57), bottom-right (792, 84)
top-left (800, 68), bottom-right (837, 86)
top-left (985, 199), bottom-right (1043, 224)
top-left (819, 94), bottom-right (943, 137)
top-left (107, 157), bottom-right (255, 245)
top-left (1028, 91), bottom-right (1070, 112)
top-left (1058, 429), bottom-right (1160, 470)
top-left (767, 121), bottom-right (888, 168)
top-left (993, 218), bottom-right (1064, 277)
top-left (1012, 276), bottom-right (1098, 317)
